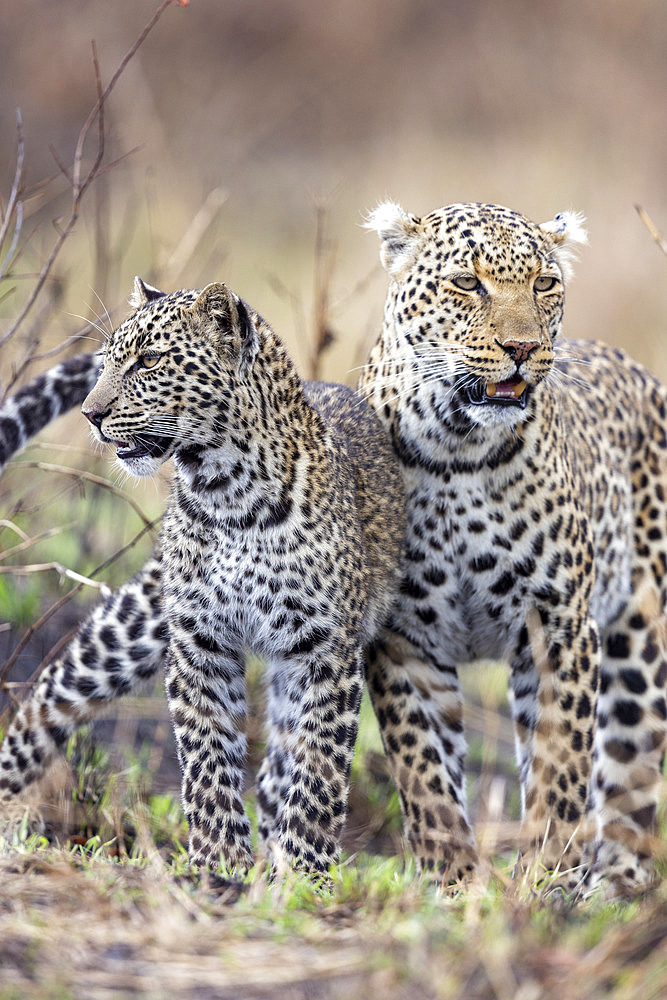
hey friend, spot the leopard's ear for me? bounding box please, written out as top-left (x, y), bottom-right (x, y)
top-left (189, 282), bottom-right (259, 377)
top-left (129, 276), bottom-right (167, 308)
top-left (538, 212), bottom-right (588, 281)
top-left (364, 201), bottom-right (424, 277)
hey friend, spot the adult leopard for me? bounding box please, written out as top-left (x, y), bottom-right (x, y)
top-left (360, 201), bottom-right (666, 895)
top-left (1, 204), bottom-right (665, 895)
top-left (1, 278), bottom-right (406, 874)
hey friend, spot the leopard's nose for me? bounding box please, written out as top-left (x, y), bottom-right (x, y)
top-left (500, 340), bottom-right (540, 363)
top-left (82, 406), bottom-right (111, 430)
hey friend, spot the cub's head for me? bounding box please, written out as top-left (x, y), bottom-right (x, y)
top-left (365, 201), bottom-right (586, 428)
top-left (82, 279), bottom-right (260, 476)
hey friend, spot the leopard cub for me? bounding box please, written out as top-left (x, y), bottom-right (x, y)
top-left (76, 277), bottom-right (404, 873)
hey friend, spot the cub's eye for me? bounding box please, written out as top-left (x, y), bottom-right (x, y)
top-left (451, 274), bottom-right (481, 292)
top-left (140, 354), bottom-right (162, 369)
top-left (534, 275), bottom-right (558, 293)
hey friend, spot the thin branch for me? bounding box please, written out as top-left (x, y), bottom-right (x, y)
top-left (0, 561), bottom-right (112, 594)
top-left (310, 202), bottom-right (337, 380)
top-left (0, 201), bottom-right (23, 282)
top-left (4, 338), bottom-right (40, 398)
top-left (71, 39), bottom-right (105, 205)
top-left (48, 142), bottom-right (74, 187)
top-left (0, 0), bottom-right (186, 350)
top-left (0, 110), bottom-right (24, 254)
top-left (94, 144), bottom-right (145, 180)
top-left (15, 461), bottom-right (155, 527)
top-left (162, 187), bottom-right (227, 286)
top-left (635, 204), bottom-right (667, 259)
top-left (0, 515), bottom-right (161, 689)
top-left (22, 328), bottom-right (98, 365)
top-left (0, 520), bottom-right (30, 543)
top-left (0, 522), bottom-right (76, 563)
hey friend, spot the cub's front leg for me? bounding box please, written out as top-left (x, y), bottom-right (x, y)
top-left (165, 619), bottom-right (253, 872)
top-left (260, 642), bottom-right (364, 874)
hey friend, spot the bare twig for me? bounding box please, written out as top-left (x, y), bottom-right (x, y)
top-left (0, 561), bottom-right (112, 594)
top-left (264, 271), bottom-right (309, 369)
top-left (0, 203), bottom-right (23, 283)
top-left (0, 110), bottom-right (25, 276)
top-left (0, 0), bottom-right (187, 350)
top-left (310, 202), bottom-right (337, 380)
top-left (4, 338), bottom-right (41, 398)
top-left (15, 461), bottom-right (156, 527)
top-left (23, 329), bottom-right (99, 365)
top-left (0, 519), bottom-right (30, 543)
top-left (162, 187), bottom-right (228, 286)
top-left (0, 515), bottom-right (161, 690)
top-left (0, 522), bottom-right (76, 563)
top-left (635, 204), bottom-right (667, 258)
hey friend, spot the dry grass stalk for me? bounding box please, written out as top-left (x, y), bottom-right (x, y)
top-left (310, 201), bottom-right (338, 380)
top-left (0, 515), bottom-right (160, 700)
top-left (635, 204), bottom-right (667, 259)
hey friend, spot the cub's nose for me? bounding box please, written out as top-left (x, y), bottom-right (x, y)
top-left (500, 340), bottom-right (540, 363)
top-left (82, 407), bottom-right (111, 430)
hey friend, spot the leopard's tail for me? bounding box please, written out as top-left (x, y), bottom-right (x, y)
top-left (0, 352), bottom-right (101, 474)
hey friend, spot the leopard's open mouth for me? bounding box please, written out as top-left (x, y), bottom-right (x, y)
top-left (115, 435), bottom-right (172, 460)
top-left (466, 375), bottom-right (530, 410)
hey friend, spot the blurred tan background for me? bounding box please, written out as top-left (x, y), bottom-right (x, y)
top-left (1, 0), bottom-right (666, 385)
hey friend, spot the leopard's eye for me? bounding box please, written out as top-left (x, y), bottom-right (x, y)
top-left (140, 354), bottom-right (162, 369)
top-left (534, 275), bottom-right (558, 293)
top-left (451, 274), bottom-right (481, 292)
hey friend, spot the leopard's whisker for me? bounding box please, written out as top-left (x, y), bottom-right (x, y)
top-left (88, 287), bottom-right (115, 339)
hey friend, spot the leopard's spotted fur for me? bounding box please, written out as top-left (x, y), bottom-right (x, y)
top-left (1, 278), bottom-right (406, 874)
top-left (1, 204), bottom-right (665, 896)
top-left (360, 202), bottom-right (667, 894)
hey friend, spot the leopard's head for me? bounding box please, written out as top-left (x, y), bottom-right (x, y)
top-left (365, 201), bottom-right (587, 429)
top-left (82, 279), bottom-right (260, 476)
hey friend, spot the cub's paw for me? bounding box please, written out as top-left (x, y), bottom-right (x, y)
top-left (0, 794), bottom-right (45, 840)
top-left (583, 852), bottom-right (658, 901)
top-left (416, 839), bottom-right (479, 890)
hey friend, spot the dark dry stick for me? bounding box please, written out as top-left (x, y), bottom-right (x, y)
top-left (310, 202), bottom-right (337, 380)
top-left (15, 461), bottom-right (155, 526)
top-left (0, 515), bottom-right (161, 697)
top-left (0, 0), bottom-right (187, 352)
top-left (0, 111), bottom-right (25, 281)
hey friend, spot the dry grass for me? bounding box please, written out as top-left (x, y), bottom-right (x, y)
top-left (0, 693), bottom-right (664, 1000)
top-left (0, 830), bottom-right (665, 1000)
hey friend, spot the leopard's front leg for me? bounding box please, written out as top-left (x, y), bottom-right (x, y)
top-left (165, 623), bottom-right (252, 873)
top-left (366, 630), bottom-right (478, 884)
top-left (261, 642), bottom-right (364, 874)
top-left (510, 604), bottom-right (600, 882)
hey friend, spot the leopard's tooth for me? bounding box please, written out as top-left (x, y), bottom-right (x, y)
top-left (486, 383), bottom-right (497, 397)
top-left (513, 379), bottom-right (527, 398)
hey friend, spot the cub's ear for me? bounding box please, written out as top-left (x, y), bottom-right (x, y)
top-left (189, 282), bottom-right (259, 377)
top-left (364, 201), bottom-right (424, 277)
top-left (538, 211), bottom-right (588, 281)
top-left (129, 276), bottom-right (167, 308)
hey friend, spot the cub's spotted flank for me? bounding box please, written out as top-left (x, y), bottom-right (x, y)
top-left (1, 278), bottom-right (405, 874)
